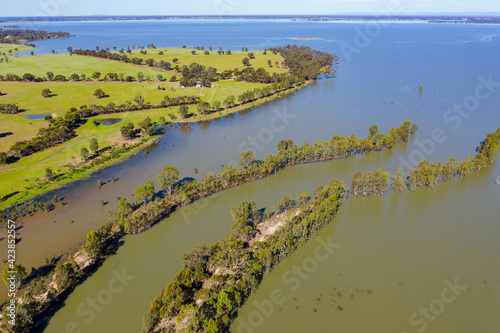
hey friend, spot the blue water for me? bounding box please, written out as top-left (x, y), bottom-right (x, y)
top-left (26, 113), bottom-right (51, 119)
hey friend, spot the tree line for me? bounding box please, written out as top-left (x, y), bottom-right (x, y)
top-left (3, 109), bottom-right (81, 162)
top-left (0, 122), bottom-right (413, 331)
top-left (350, 128), bottom-right (500, 196)
top-left (142, 179), bottom-right (348, 332)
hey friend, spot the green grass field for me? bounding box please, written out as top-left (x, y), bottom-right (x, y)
top-left (0, 42), bottom-right (34, 55)
top-left (0, 47), bottom-right (291, 209)
top-left (119, 48), bottom-right (286, 74)
top-left (0, 80), bottom-right (266, 116)
top-left (0, 52), bottom-right (165, 78)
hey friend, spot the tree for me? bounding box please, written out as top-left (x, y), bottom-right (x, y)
top-left (173, 57), bottom-right (178, 63)
top-left (212, 101), bottom-right (221, 111)
top-left (135, 180), bottom-right (155, 203)
top-left (156, 73), bottom-right (163, 82)
top-left (137, 72), bottom-right (145, 82)
top-left (92, 72), bottom-right (101, 80)
top-left (179, 105), bottom-right (189, 118)
top-left (191, 50), bottom-right (196, 55)
top-left (84, 231), bottom-right (102, 261)
top-left (121, 122), bottom-right (136, 140)
top-left (268, 60), bottom-right (272, 67)
top-left (197, 101), bottom-right (211, 115)
top-left (239, 151), bottom-right (254, 168)
top-left (46, 72), bottom-right (54, 81)
top-left (69, 73), bottom-right (80, 81)
top-left (44, 168), bottom-right (53, 181)
top-left (242, 57), bottom-right (250, 66)
top-left (391, 169), bottom-right (407, 192)
top-left (67, 46), bottom-right (73, 54)
top-left (41, 88), bottom-right (52, 98)
top-left (81, 147), bottom-right (89, 161)
top-left (94, 88), bottom-right (105, 99)
top-left (89, 138), bottom-right (99, 153)
top-left (204, 50), bottom-right (210, 55)
top-left (2, 264), bottom-right (26, 287)
top-left (157, 166), bottom-right (180, 195)
top-left (248, 52), bottom-right (255, 59)
top-left (134, 95), bottom-right (145, 105)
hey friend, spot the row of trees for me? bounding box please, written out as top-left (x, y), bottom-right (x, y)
top-left (350, 128), bottom-right (500, 196)
top-left (4, 109), bottom-right (82, 161)
top-left (404, 130), bottom-right (500, 191)
top-left (0, 121), bottom-right (415, 331)
top-left (142, 179), bottom-right (348, 332)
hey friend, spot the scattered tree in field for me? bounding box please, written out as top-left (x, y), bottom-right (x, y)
top-left (268, 60), bottom-right (272, 67)
top-left (157, 166), bottom-right (180, 195)
top-left (169, 75), bottom-right (177, 82)
top-left (204, 50), bottom-right (210, 55)
top-left (239, 150), bottom-right (255, 168)
top-left (89, 138), bottom-right (99, 153)
top-left (67, 46), bottom-right (73, 54)
top-left (46, 72), bottom-right (54, 81)
top-left (172, 58), bottom-right (178, 63)
top-left (69, 73), bottom-right (80, 81)
top-left (212, 101), bottom-right (221, 111)
top-left (120, 122), bottom-right (136, 140)
top-left (81, 147), bottom-right (89, 161)
top-left (45, 168), bottom-right (53, 181)
top-left (137, 72), bottom-right (145, 82)
top-left (179, 105), bottom-right (189, 118)
top-left (248, 52), bottom-right (255, 59)
top-left (41, 88), bottom-right (52, 98)
top-left (226, 50), bottom-right (232, 55)
top-left (134, 95), bottom-right (145, 105)
top-left (93, 89), bottom-right (105, 99)
top-left (92, 72), bottom-right (101, 81)
top-left (156, 74), bottom-right (163, 82)
top-left (242, 57), bottom-right (250, 66)
top-left (191, 50), bottom-right (196, 55)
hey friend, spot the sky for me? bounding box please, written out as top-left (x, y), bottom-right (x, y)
top-left (1, 0), bottom-right (499, 17)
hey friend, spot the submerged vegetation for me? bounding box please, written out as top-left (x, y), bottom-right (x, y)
top-left (0, 122), bottom-right (413, 330)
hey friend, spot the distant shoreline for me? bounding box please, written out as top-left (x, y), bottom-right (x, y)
top-left (1, 15), bottom-right (500, 24)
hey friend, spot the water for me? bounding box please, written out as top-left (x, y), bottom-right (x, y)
top-left (0, 20), bottom-right (499, 332)
top-left (98, 118), bottom-right (122, 126)
top-left (26, 113), bottom-right (51, 119)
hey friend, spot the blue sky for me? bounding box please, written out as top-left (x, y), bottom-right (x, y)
top-left (1, 0), bottom-right (499, 17)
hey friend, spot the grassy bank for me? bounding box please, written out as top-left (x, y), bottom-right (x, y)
top-left (0, 42), bottom-right (34, 55)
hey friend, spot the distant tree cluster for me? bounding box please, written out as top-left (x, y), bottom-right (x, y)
top-left (270, 44), bottom-right (339, 80)
top-left (73, 49), bottom-right (172, 70)
top-left (0, 29), bottom-right (70, 45)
